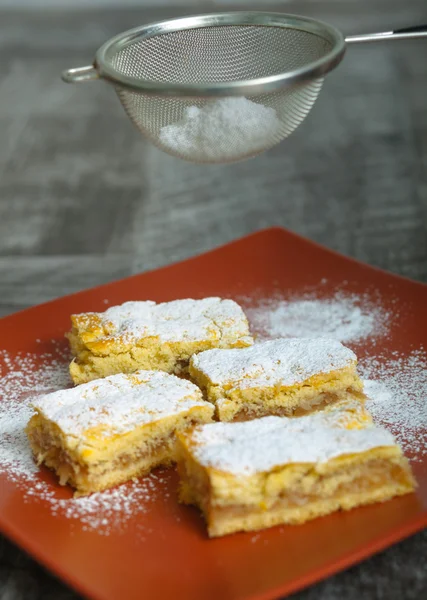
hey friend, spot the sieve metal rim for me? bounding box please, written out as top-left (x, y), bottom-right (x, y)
top-left (92, 11), bottom-right (346, 97)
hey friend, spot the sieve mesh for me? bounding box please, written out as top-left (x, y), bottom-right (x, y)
top-left (109, 25), bottom-right (331, 163)
top-left (111, 26), bottom-right (332, 83)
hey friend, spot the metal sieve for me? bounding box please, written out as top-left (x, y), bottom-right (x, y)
top-left (62, 13), bottom-right (427, 164)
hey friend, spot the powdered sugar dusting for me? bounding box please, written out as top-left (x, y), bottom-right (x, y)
top-left (77, 297), bottom-right (252, 346)
top-left (361, 349), bottom-right (427, 457)
top-left (0, 348), bottom-right (169, 534)
top-left (246, 292), bottom-right (392, 343)
top-left (50, 474), bottom-right (168, 534)
top-left (0, 347), bottom-right (70, 480)
top-left (191, 338), bottom-right (356, 389)
top-left (23, 473), bottom-right (168, 535)
top-left (158, 97), bottom-right (281, 162)
top-left (33, 370), bottom-right (208, 439)
top-left (190, 411), bottom-right (396, 475)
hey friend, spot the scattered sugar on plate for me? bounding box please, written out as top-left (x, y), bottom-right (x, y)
top-left (48, 474), bottom-right (167, 535)
top-left (0, 348), bottom-right (165, 534)
top-left (0, 290), bottom-right (425, 536)
top-left (23, 473), bottom-right (166, 536)
top-left (245, 291), bottom-right (392, 343)
top-left (0, 347), bottom-right (70, 481)
top-left (361, 349), bottom-right (427, 457)
top-left (158, 97), bottom-right (281, 161)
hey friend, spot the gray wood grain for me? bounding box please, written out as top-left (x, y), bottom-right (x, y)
top-left (0, 1), bottom-right (426, 599)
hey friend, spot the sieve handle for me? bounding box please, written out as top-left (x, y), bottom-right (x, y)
top-left (346, 24), bottom-right (427, 44)
top-left (61, 65), bottom-right (99, 83)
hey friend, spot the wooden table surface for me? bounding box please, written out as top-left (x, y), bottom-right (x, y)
top-left (0, 1), bottom-right (426, 598)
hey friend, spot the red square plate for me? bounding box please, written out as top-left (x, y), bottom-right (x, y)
top-left (0, 227), bottom-right (426, 600)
